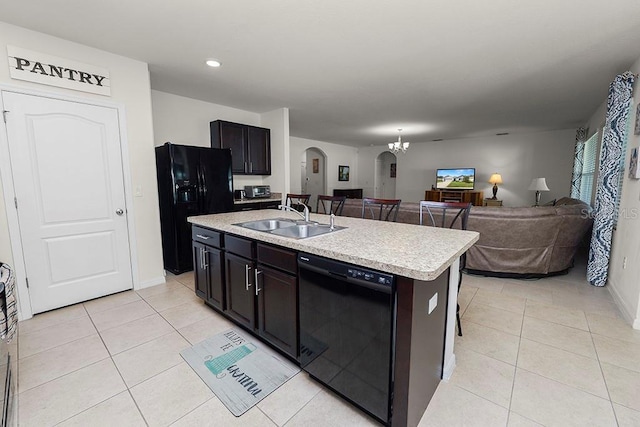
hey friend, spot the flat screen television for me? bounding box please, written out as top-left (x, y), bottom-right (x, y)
top-left (436, 168), bottom-right (475, 190)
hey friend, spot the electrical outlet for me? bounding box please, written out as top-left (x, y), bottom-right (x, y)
top-left (623, 257), bottom-right (628, 269)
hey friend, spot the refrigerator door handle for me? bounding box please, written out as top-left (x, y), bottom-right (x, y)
top-left (199, 164), bottom-right (208, 210)
top-left (195, 164), bottom-right (203, 212)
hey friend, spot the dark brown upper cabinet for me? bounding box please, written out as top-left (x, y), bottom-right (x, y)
top-left (210, 120), bottom-right (271, 175)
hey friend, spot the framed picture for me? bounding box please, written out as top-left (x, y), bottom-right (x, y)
top-left (338, 165), bottom-right (350, 181)
top-left (390, 163), bottom-right (396, 178)
top-left (635, 104), bottom-right (640, 135)
top-left (629, 147), bottom-right (640, 179)
top-left (312, 158), bottom-right (319, 173)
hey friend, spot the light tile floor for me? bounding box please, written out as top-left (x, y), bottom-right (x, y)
top-left (16, 254), bottom-right (640, 426)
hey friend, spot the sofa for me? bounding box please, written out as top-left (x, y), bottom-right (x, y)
top-left (338, 197), bottom-right (592, 277)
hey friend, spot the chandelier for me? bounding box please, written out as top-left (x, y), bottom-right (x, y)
top-left (388, 128), bottom-right (410, 154)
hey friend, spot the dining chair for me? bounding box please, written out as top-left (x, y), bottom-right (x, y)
top-left (361, 198), bottom-right (401, 222)
top-left (316, 195), bottom-right (346, 215)
top-left (419, 201), bottom-right (471, 336)
top-left (285, 193), bottom-right (311, 212)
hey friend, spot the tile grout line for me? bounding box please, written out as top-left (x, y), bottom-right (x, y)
top-left (87, 303), bottom-right (151, 427)
top-left (587, 317), bottom-right (621, 426)
top-left (505, 294), bottom-right (527, 426)
top-left (20, 358), bottom-right (122, 425)
top-left (88, 299), bottom-right (156, 333)
top-left (139, 275), bottom-right (231, 426)
top-left (167, 396), bottom-right (216, 426)
top-left (164, 273), bottom-right (322, 427)
top-left (30, 289), bottom-right (186, 425)
top-left (455, 285), bottom-right (515, 420)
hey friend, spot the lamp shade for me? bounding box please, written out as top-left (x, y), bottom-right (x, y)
top-left (489, 173), bottom-right (503, 185)
top-left (528, 177), bottom-right (550, 191)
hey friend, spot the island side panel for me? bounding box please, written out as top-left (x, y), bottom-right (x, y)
top-left (393, 270), bottom-right (450, 427)
top-left (393, 276), bottom-right (414, 427)
top-left (443, 258), bottom-right (460, 380)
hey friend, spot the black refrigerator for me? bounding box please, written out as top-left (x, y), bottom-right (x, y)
top-left (155, 142), bottom-right (234, 274)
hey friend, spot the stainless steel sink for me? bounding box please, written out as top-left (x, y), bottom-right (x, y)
top-left (270, 223), bottom-right (346, 239)
top-left (234, 218), bottom-right (297, 231)
top-left (234, 218), bottom-right (346, 239)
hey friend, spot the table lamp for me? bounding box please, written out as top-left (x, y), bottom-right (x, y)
top-left (488, 173), bottom-right (503, 200)
top-left (528, 177), bottom-right (550, 206)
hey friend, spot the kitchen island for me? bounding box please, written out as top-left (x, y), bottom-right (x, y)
top-left (188, 209), bottom-right (478, 426)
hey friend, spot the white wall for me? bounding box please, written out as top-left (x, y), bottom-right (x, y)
top-left (357, 129), bottom-right (576, 206)
top-left (304, 148), bottom-right (326, 208)
top-left (151, 90), bottom-right (268, 190)
top-left (588, 60), bottom-right (640, 329)
top-left (0, 22), bottom-right (164, 289)
top-left (289, 136), bottom-right (359, 196)
top-left (151, 91), bottom-right (289, 194)
top-left (261, 108), bottom-right (290, 198)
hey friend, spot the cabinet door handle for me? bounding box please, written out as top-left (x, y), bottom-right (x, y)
top-left (254, 269), bottom-right (262, 295)
top-left (245, 264), bottom-right (252, 290)
top-left (200, 247), bottom-right (205, 270)
top-left (202, 248), bottom-right (208, 269)
top-left (244, 161), bottom-right (248, 173)
top-left (249, 162), bottom-right (253, 173)
top-left (196, 234), bottom-right (210, 240)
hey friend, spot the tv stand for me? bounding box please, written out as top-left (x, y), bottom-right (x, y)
top-left (424, 189), bottom-right (484, 206)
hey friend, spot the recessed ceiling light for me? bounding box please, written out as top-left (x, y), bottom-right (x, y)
top-left (205, 59), bottom-right (221, 68)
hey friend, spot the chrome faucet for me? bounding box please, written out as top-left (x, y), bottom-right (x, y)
top-left (278, 203), bottom-right (310, 222)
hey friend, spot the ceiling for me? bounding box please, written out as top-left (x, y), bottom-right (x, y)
top-left (2, 1), bottom-right (640, 146)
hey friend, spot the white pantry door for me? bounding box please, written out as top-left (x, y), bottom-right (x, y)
top-left (2, 92), bottom-right (133, 313)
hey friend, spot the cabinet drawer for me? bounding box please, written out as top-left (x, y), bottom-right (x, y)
top-left (257, 243), bottom-right (297, 274)
top-left (192, 226), bottom-right (222, 248)
top-left (225, 234), bottom-right (254, 258)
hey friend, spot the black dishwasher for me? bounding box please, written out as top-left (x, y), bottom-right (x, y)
top-left (298, 253), bottom-right (396, 425)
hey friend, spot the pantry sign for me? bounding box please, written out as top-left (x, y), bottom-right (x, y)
top-left (7, 46), bottom-right (111, 96)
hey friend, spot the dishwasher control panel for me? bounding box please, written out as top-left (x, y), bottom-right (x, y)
top-left (347, 268), bottom-right (393, 286)
top-left (299, 253), bottom-right (394, 288)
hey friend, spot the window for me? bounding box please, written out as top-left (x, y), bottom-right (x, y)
top-left (577, 131), bottom-right (599, 205)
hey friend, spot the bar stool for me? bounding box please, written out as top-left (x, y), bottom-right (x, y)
top-left (361, 198), bottom-right (401, 222)
top-left (316, 195), bottom-right (346, 215)
top-left (419, 201), bottom-right (471, 336)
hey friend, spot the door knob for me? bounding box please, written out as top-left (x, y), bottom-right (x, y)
top-left (116, 209), bottom-right (124, 216)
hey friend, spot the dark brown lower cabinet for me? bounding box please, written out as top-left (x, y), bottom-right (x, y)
top-left (233, 200), bottom-right (281, 212)
top-left (193, 230), bottom-right (298, 359)
top-left (224, 252), bottom-right (256, 329)
top-left (193, 242), bottom-right (224, 310)
top-left (256, 264), bottom-right (298, 358)
top-left (193, 227), bottom-right (225, 311)
top-left (193, 241), bottom-right (208, 300)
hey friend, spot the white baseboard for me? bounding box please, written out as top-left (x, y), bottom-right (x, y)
top-left (607, 283), bottom-right (639, 329)
top-left (442, 353), bottom-right (456, 381)
top-left (136, 275), bottom-right (166, 290)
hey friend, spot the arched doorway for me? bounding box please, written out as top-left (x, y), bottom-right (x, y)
top-left (375, 151), bottom-right (397, 199)
top-left (301, 147), bottom-right (326, 209)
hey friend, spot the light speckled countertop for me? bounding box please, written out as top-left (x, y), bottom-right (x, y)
top-left (188, 210), bottom-right (479, 281)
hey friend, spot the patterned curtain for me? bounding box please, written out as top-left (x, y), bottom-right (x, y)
top-left (587, 71), bottom-right (635, 287)
top-left (570, 127), bottom-right (587, 198)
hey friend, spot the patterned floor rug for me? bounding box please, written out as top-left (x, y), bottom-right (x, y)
top-left (181, 328), bottom-right (300, 416)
